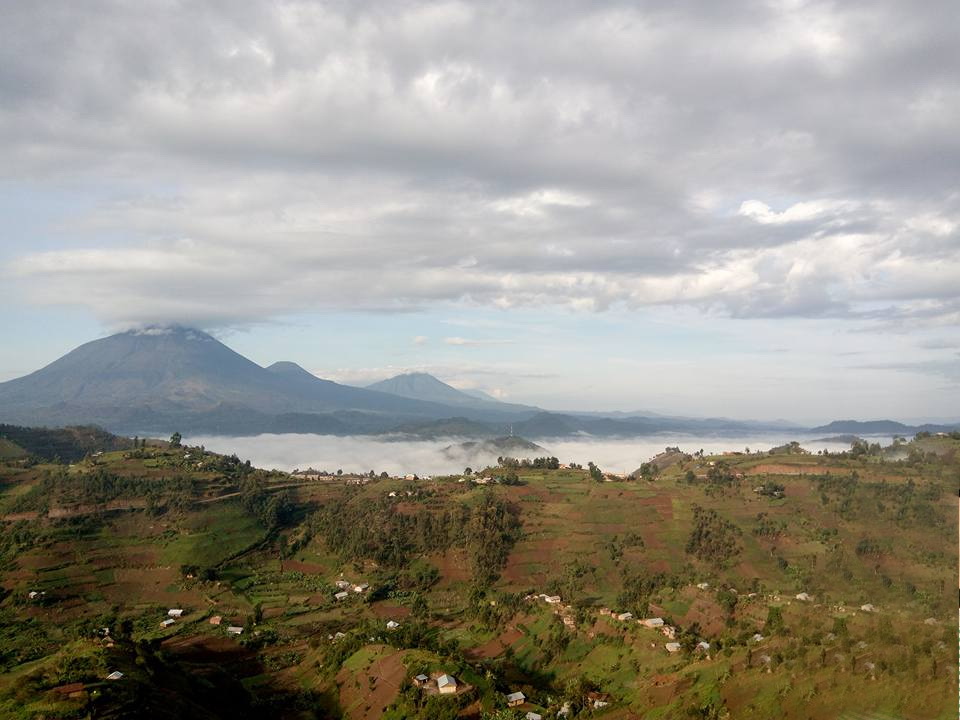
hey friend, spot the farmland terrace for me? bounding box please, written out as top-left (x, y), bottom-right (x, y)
top-left (0, 430), bottom-right (956, 719)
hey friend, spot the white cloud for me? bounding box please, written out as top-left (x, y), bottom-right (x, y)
top-left (0, 0), bottom-right (957, 332)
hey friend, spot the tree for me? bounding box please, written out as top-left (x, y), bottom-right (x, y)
top-left (764, 606), bottom-right (785, 634)
top-left (587, 461), bottom-right (603, 482)
top-left (169, 432), bottom-right (182, 448)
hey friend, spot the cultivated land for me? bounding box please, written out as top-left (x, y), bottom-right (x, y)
top-left (0, 427), bottom-right (956, 719)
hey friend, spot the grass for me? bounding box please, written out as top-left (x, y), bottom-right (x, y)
top-left (161, 502), bottom-right (267, 568)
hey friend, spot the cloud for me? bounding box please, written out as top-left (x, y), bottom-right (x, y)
top-left (413, 335), bottom-right (429, 345)
top-left (0, 0), bottom-right (957, 329)
top-left (188, 432), bottom-right (863, 476)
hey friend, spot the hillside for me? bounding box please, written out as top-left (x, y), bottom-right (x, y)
top-left (0, 431), bottom-right (955, 719)
top-left (0, 424), bottom-right (134, 462)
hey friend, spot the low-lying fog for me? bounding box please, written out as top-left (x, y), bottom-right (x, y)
top-left (186, 433), bottom-right (873, 476)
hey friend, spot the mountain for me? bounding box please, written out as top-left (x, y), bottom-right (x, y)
top-left (0, 328), bottom-right (532, 435)
top-left (6, 328), bottom-right (939, 440)
top-left (266, 360), bottom-right (322, 382)
top-left (367, 372), bottom-right (484, 407)
top-left (366, 372), bottom-right (538, 415)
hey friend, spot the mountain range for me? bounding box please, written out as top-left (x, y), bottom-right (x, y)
top-left (0, 327), bottom-right (956, 439)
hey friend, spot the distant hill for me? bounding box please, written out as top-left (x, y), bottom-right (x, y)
top-left (367, 372), bottom-right (538, 415)
top-left (809, 420), bottom-right (959, 435)
top-left (392, 416), bottom-right (499, 439)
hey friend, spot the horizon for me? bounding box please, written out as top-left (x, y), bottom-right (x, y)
top-left (1, 1), bottom-right (958, 423)
top-left (2, 324), bottom-right (957, 428)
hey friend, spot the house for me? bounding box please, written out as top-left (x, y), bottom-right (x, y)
top-left (413, 674), bottom-right (430, 687)
top-left (226, 626), bottom-right (243, 635)
top-left (795, 592), bottom-right (812, 601)
top-left (860, 603), bottom-right (876, 613)
top-left (334, 591), bottom-right (349, 601)
top-left (599, 607), bottom-right (612, 616)
top-left (696, 582), bottom-right (710, 590)
top-left (562, 616), bottom-right (575, 628)
top-left (335, 580), bottom-right (352, 589)
top-left (616, 611), bottom-right (634, 621)
top-left (696, 641), bottom-right (711, 652)
top-left (167, 608), bottom-right (184, 617)
top-left (388, 491), bottom-right (397, 497)
top-left (544, 595), bottom-right (561, 604)
top-left (751, 633), bottom-right (764, 642)
top-left (353, 583), bottom-right (369, 593)
top-left (437, 674), bottom-right (457, 694)
top-left (386, 620), bottom-right (400, 630)
top-left (160, 618), bottom-right (175, 628)
top-left (641, 617), bottom-right (664, 628)
top-left (525, 713), bottom-right (542, 720)
top-left (665, 642), bottom-right (681, 653)
top-left (587, 691), bottom-right (611, 708)
top-left (106, 671), bottom-right (124, 681)
top-left (661, 626), bottom-right (677, 639)
top-left (209, 615), bottom-right (222, 625)
top-left (506, 691), bottom-right (526, 707)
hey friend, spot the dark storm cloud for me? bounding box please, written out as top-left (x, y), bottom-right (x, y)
top-left (2, 0), bottom-right (958, 327)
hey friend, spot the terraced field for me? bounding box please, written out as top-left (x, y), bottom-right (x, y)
top-left (0, 433), bottom-right (956, 719)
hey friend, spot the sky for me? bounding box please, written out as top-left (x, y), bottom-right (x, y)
top-left (1, 0), bottom-right (958, 423)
